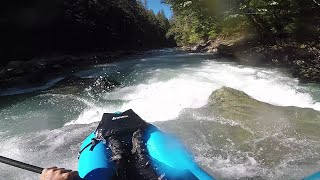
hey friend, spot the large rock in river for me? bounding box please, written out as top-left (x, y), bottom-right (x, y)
top-left (157, 87), bottom-right (320, 176)
top-left (207, 87), bottom-right (320, 138)
top-left (46, 75), bottom-right (120, 94)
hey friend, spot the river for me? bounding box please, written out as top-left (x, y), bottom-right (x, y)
top-left (0, 50), bottom-right (319, 180)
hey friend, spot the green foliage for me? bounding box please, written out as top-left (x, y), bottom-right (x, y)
top-left (221, 15), bottom-right (251, 38)
top-left (188, 33), bottom-right (202, 44)
top-left (164, 0), bottom-right (320, 45)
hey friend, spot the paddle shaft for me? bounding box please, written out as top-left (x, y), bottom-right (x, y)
top-left (0, 156), bottom-right (84, 179)
top-left (0, 155), bottom-right (43, 174)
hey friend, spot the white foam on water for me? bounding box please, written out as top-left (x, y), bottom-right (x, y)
top-left (196, 153), bottom-right (265, 179)
top-left (0, 137), bottom-right (23, 159)
top-left (67, 58), bottom-right (320, 125)
top-left (215, 156), bottom-right (263, 179)
top-left (0, 125), bottom-right (93, 180)
top-left (199, 62), bottom-right (320, 110)
top-left (65, 105), bottom-right (118, 125)
top-left (68, 75), bottom-right (215, 124)
top-left (119, 79), bottom-right (214, 122)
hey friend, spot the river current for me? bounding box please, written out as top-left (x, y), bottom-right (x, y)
top-left (0, 50), bottom-right (319, 180)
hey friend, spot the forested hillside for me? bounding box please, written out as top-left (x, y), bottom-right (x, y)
top-left (0, 0), bottom-right (175, 65)
top-left (164, 0), bottom-right (320, 45)
top-left (164, 0), bottom-right (320, 82)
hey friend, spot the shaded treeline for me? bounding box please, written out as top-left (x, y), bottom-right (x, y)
top-left (164, 0), bottom-right (320, 45)
top-left (0, 0), bottom-right (175, 66)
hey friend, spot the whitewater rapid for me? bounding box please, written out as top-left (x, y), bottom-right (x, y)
top-left (68, 52), bottom-right (320, 125)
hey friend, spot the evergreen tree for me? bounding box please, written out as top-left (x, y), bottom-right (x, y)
top-left (156, 10), bottom-right (170, 31)
top-left (144, 0), bottom-right (148, 8)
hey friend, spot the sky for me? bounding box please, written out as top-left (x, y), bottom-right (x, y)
top-left (147, 0), bottom-right (173, 18)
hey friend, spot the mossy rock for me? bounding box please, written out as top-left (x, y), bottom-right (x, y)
top-left (164, 87), bottom-right (320, 168)
top-left (207, 87), bottom-right (320, 138)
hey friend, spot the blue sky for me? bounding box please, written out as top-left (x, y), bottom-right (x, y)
top-left (147, 0), bottom-right (173, 18)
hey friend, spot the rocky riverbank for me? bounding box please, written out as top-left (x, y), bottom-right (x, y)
top-left (0, 51), bottom-right (137, 91)
top-left (181, 38), bottom-right (320, 83)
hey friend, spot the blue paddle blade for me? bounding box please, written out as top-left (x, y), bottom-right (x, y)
top-left (145, 125), bottom-right (215, 180)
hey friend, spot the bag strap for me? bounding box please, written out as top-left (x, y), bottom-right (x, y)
top-left (78, 138), bottom-right (100, 159)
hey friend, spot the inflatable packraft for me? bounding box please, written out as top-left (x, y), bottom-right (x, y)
top-left (78, 109), bottom-right (214, 180)
top-left (304, 172), bottom-right (320, 180)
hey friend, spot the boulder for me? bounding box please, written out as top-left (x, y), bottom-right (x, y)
top-left (294, 60), bottom-right (305, 67)
top-left (180, 46), bottom-right (191, 51)
top-left (207, 86), bottom-right (320, 141)
top-left (7, 60), bottom-right (23, 68)
top-left (206, 48), bottom-right (217, 53)
top-left (34, 60), bottom-right (48, 69)
top-left (296, 48), bottom-right (314, 60)
top-left (191, 44), bottom-right (202, 52)
top-left (16, 71), bottom-right (46, 87)
top-left (48, 75), bottom-right (121, 94)
top-left (216, 44), bottom-right (233, 55)
top-left (170, 87), bottom-right (320, 168)
top-left (0, 69), bottom-right (7, 78)
top-left (191, 41), bottom-right (212, 52)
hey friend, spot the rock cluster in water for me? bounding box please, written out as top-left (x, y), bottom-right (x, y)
top-left (0, 52), bottom-right (130, 90)
top-left (47, 75), bottom-right (121, 95)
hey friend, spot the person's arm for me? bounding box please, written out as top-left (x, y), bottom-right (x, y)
top-left (40, 167), bottom-right (79, 180)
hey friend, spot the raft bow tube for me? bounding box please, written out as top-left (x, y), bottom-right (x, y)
top-left (78, 132), bottom-right (115, 180)
top-left (304, 171), bottom-right (320, 180)
top-left (78, 109), bottom-right (214, 180)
